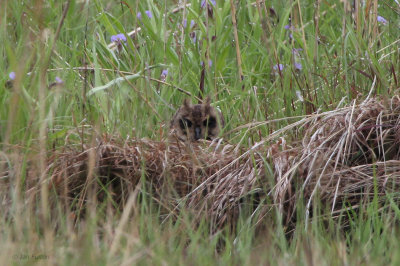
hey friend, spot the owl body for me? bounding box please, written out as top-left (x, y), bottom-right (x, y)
top-left (170, 98), bottom-right (224, 142)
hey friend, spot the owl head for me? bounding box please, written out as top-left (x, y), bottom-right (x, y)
top-left (170, 97), bottom-right (224, 142)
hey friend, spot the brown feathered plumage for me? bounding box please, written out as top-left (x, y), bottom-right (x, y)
top-left (170, 97), bottom-right (224, 141)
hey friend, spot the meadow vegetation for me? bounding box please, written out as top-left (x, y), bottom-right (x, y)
top-left (1, 0), bottom-right (400, 264)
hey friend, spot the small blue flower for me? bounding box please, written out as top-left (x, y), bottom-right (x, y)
top-left (201, 0), bottom-right (216, 8)
top-left (137, 12), bottom-right (142, 20)
top-left (190, 20), bottom-right (195, 28)
top-left (145, 10), bottom-right (152, 19)
top-left (292, 48), bottom-right (303, 56)
top-left (55, 76), bottom-right (64, 84)
top-left (183, 19), bottom-right (187, 28)
top-left (273, 64), bottom-right (284, 71)
top-left (294, 62), bottom-right (302, 70)
top-left (377, 15), bottom-right (388, 25)
top-left (285, 24), bottom-right (295, 39)
top-left (9, 72), bottom-right (16, 80)
top-left (200, 60), bottom-right (213, 67)
top-left (161, 69), bottom-right (168, 77)
top-left (111, 33), bottom-right (127, 43)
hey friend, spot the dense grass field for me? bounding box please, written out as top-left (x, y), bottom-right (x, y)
top-left (1, 0), bottom-right (400, 265)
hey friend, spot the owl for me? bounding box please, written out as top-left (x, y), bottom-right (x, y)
top-left (170, 97), bottom-right (224, 142)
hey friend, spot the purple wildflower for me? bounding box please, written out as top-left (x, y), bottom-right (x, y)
top-left (183, 19), bottom-right (187, 28)
top-left (161, 69), bottom-right (168, 77)
top-left (285, 24), bottom-right (295, 39)
top-left (190, 19), bottom-right (195, 28)
top-left (201, 0), bottom-right (216, 8)
top-left (137, 12), bottom-right (142, 21)
top-left (294, 62), bottom-right (302, 70)
top-left (160, 69), bottom-right (168, 81)
top-left (200, 60), bottom-right (212, 67)
top-left (285, 24), bottom-right (296, 31)
top-left (9, 72), bottom-right (16, 80)
top-left (55, 76), bottom-right (64, 84)
top-left (111, 33), bottom-right (127, 43)
top-left (273, 64), bottom-right (284, 72)
top-left (377, 15), bottom-right (388, 25)
top-left (292, 48), bottom-right (303, 56)
top-left (145, 10), bottom-right (152, 18)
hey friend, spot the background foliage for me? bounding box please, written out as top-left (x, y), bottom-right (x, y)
top-left (1, 0), bottom-right (400, 264)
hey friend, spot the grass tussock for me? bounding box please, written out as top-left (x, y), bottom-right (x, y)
top-left (47, 134), bottom-right (259, 231)
top-left (19, 95), bottom-right (400, 232)
top-left (274, 96), bottom-right (400, 223)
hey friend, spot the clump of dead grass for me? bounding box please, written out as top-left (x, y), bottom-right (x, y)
top-left (4, 96), bottom-right (400, 232)
top-left (47, 135), bottom-right (260, 229)
top-left (273, 96), bottom-right (400, 224)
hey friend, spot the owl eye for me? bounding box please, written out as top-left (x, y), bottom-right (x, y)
top-left (179, 118), bottom-right (192, 129)
top-left (203, 117), bottom-right (216, 128)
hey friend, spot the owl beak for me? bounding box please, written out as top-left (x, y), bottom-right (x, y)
top-left (194, 127), bottom-right (201, 140)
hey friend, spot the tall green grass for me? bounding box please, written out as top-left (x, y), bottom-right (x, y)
top-left (1, 0), bottom-right (400, 264)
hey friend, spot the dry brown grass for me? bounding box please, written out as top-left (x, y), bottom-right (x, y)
top-left (273, 96), bottom-right (400, 224)
top-left (3, 96), bottom-right (400, 232)
top-left (46, 135), bottom-right (266, 231)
